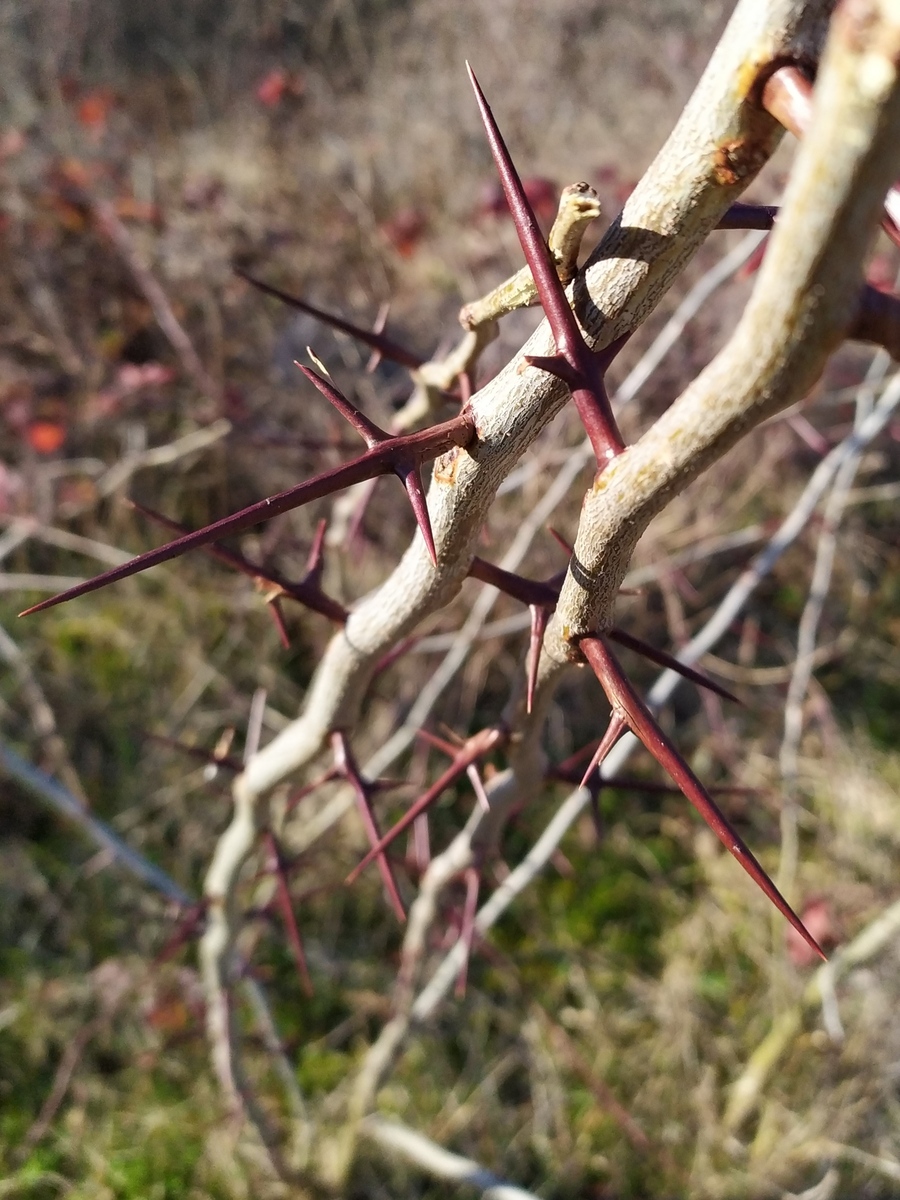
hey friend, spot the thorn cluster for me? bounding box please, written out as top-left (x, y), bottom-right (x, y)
top-left (18, 62), bottom-right (835, 987)
top-left (19, 371), bottom-right (475, 616)
top-left (131, 502), bottom-right (347, 641)
top-left (346, 724), bottom-right (506, 885)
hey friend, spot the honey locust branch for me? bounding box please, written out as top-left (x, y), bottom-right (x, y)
top-left (193, 0), bottom-right (849, 1184)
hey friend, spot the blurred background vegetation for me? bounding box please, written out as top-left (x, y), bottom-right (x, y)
top-left (1, 1), bottom-right (899, 1196)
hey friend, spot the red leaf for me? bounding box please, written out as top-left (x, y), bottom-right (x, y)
top-left (256, 69), bottom-right (293, 108)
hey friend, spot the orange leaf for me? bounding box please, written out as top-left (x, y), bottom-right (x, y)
top-left (76, 89), bottom-right (115, 136)
top-left (26, 421), bottom-right (66, 455)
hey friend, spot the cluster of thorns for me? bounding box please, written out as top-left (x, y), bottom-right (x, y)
top-left (22, 64), bottom-right (900, 989)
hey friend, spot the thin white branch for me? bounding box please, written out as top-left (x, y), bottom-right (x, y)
top-left (360, 1115), bottom-right (541, 1200)
top-left (0, 738), bottom-right (191, 906)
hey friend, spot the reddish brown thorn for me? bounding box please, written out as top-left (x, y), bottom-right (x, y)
top-left (579, 713), bottom-right (628, 788)
top-left (760, 63), bottom-right (814, 138)
top-left (155, 901), bottom-right (208, 966)
top-left (607, 627), bottom-right (740, 705)
top-left (579, 634), bottom-right (825, 960)
top-left (415, 726), bottom-right (462, 757)
top-left (296, 362), bottom-right (388, 447)
top-left (455, 866), bottom-right (481, 998)
top-left (416, 728), bottom-right (490, 810)
top-left (466, 64), bottom-right (625, 466)
top-left (266, 596), bottom-right (292, 648)
top-left (129, 499), bottom-right (348, 625)
top-left (398, 462), bottom-right (437, 566)
top-left (145, 732), bottom-right (242, 775)
top-left (347, 726), bottom-right (505, 884)
top-left (547, 527), bottom-right (573, 556)
top-left (372, 635), bottom-right (422, 679)
top-left (527, 605), bottom-right (549, 714)
top-left (716, 203), bottom-right (778, 230)
top-left (19, 412), bottom-right (473, 616)
top-left (284, 767), bottom-right (342, 817)
top-left (467, 557), bottom-right (561, 711)
top-left (332, 731), bottom-right (406, 921)
top-left (300, 363), bottom-right (437, 565)
top-left (264, 831), bottom-right (313, 996)
top-left (522, 354), bottom-right (580, 389)
top-left (237, 268), bottom-right (424, 371)
top-left (468, 556), bottom-right (558, 607)
top-left (761, 64), bottom-right (900, 250)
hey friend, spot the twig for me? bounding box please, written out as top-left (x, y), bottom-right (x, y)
top-left (725, 892), bottom-right (900, 1132)
top-left (360, 1115), bottom-right (541, 1200)
top-left (95, 419), bottom-right (231, 499)
top-left (91, 199), bottom-right (221, 403)
top-left (776, 347), bottom-right (892, 900)
top-left (0, 738), bottom-right (191, 905)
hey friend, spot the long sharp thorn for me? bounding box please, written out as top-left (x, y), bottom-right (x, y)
top-left (21, 415), bottom-right (472, 616)
top-left (333, 732), bottom-right (406, 922)
top-left (466, 65), bottom-right (583, 362)
top-left (579, 712), bottom-right (628, 789)
top-left (19, 454), bottom-right (390, 615)
top-left (526, 605), bottom-right (549, 714)
top-left (284, 766), bottom-right (341, 817)
top-left (267, 596), bottom-right (291, 648)
top-left (580, 636), bottom-right (825, 961)
top-left (468, 556), bottom-right (558, 606)
top-left (356, 788), bottom-right (406, 922)
top-left (398, 464), bottom-right (437, 566)
top-left (237, 268), bottom-right (425, 371)
top-left (466, 64), bottom-right (624, 462)
top-left (296, 361), bottom-right (388, 447)
top-left (129, 499), bottom-right (348, 625)
top-left (548, 527), bottom-right (573, 556)
top-left (761, 65), bottom-right (900, 250)
top-left (416, 727), bottom-right (459, 757)
top-left (265, 831), bottom-right (313, 996)
top-left (146, 732), bottom-right (242, 775)
top-left (345, 772), bottom-right (454, 885)
top-left (607, 627), bottom-right (740, 705)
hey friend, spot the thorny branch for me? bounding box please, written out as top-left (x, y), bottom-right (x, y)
top-left (14, 0), bottom-right (900, 1192)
